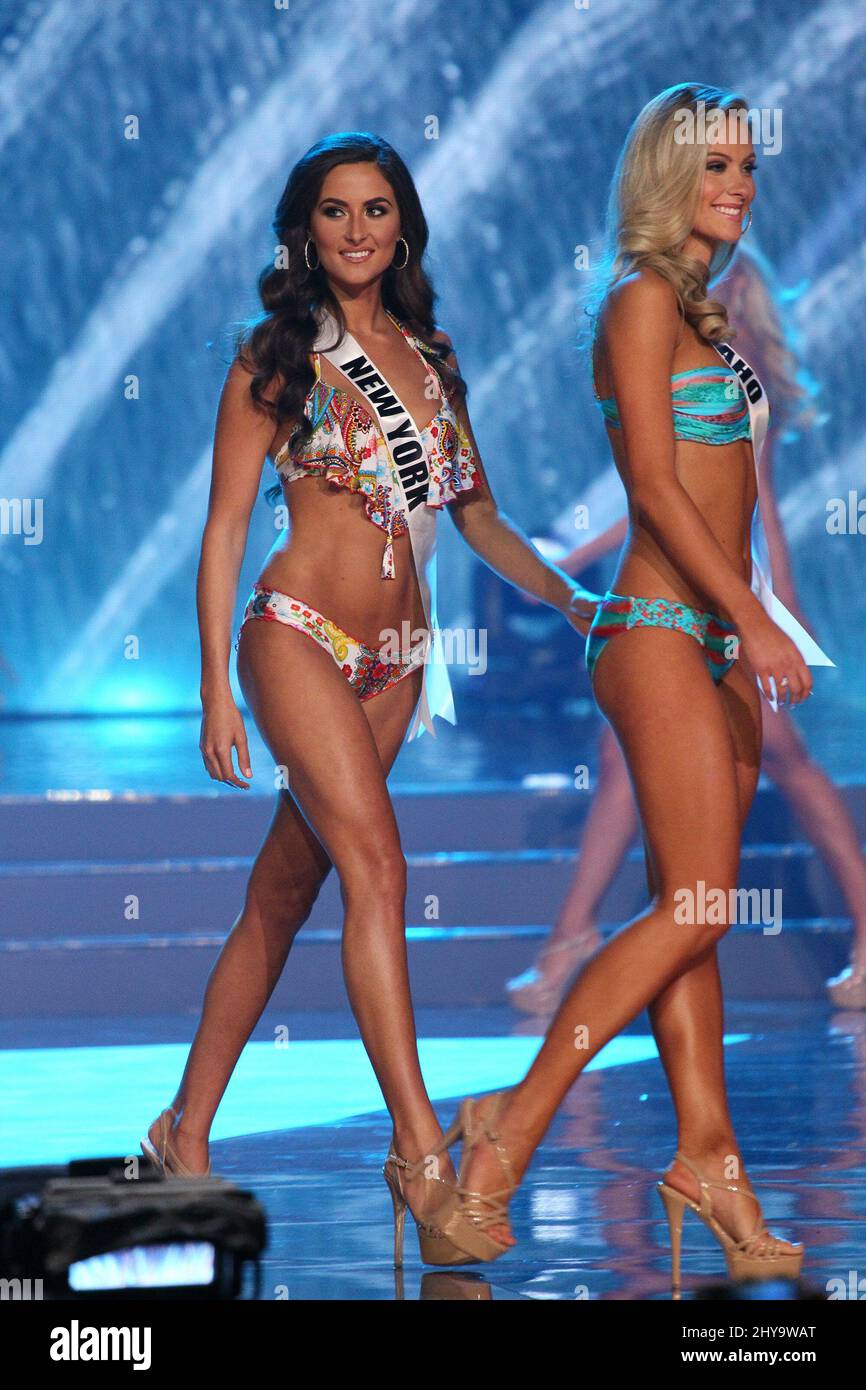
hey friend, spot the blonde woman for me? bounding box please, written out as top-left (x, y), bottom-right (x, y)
top-left (432, 84), bottom-right (831, 1288)
top-left (508, 244), bottom-right (866, 1016)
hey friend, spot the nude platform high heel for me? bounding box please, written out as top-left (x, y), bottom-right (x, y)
top-left (140, 1107), bottom-right (213, 1178)
top-left (656, 1150), bottom-right (803, 1291)
top-left (382, 1149), bottom-right (476, 1268)
top-left (428, 1091), bottom-right (518, 1264)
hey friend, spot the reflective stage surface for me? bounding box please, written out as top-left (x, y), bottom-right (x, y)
top-left (2, 1002), bottom-right (863, 1301)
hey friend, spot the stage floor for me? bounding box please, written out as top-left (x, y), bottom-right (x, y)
top-left (2, 1001), bottom-right (863, 1300)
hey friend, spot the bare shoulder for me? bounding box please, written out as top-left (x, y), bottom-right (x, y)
top-left (224, 349), bottom-right (285, 409)
top-left (604, 268), bottom-right (679, 335)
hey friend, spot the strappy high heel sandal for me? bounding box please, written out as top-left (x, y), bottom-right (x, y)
top-left (140, 1107), bottom-right (213, 1178)
top-left (428, 1091), bottom-right (519, 1264)
top-left (382, 1148), bottom-right (476, 1268)
top-left (656, 1150), bottom-right (804, 1291)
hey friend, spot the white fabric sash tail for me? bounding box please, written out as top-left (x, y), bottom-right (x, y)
top-left (313, 309), bottom-right (456, 741)
top-left (713, 341), bottom-right (834, 707)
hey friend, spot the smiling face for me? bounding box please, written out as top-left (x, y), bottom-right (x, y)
top-left (684, 116), bottom-right (757, 262)
top-left (307, 161), bottom-right (402, 288)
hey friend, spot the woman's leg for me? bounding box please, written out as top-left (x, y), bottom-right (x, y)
top-left (157, 621), bottom-right (438, 1198)
top-left (640, 657), bottom-right (791, 1242)
top-left (761, 704), bottom-right (866, 973)
top-left (161, 784), bottom-right (333, 1171)
top-left (235, 621), bottom-right (448, 1205)
top-left (552, 723), bottom-right (638, 945)
top-left (458, 626), bottom-right (786, 1241)
top-left (515, 725), bottom-right (637, 997)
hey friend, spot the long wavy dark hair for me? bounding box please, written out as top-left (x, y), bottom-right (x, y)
top-left (234, 132), bottom-right (466, 504)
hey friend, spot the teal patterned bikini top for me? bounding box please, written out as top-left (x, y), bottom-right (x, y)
top-left (596, 364), bottom-right (753, 444)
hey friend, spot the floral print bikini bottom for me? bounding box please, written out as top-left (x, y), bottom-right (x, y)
top-left (236, 586), bottom-right (427, 702)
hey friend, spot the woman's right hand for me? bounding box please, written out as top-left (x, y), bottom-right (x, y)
top-left (738, 610), bottom-right (813, 707)
top-left (556, 581), bottom-right (601, 637)
top-left (199, 690), bottom-right (253, 788)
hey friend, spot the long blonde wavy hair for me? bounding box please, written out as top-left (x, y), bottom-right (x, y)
top-left (586, 83), bottom-right (752, 348)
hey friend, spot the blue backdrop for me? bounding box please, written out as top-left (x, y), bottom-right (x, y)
top-left (1, 0), bottom-right (864, 716)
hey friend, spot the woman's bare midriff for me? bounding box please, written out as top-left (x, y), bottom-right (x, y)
top-left (256, 473), bottom-right (429, 650)
top-left (593, 324), bottom-right (758, 616)
top-left (252, 348), bottom-right (444, 648)
top-left (606, 430), bottom-right (757, 615)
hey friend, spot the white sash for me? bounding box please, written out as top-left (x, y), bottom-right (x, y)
top-left (713, 342), bottom-right (835, 699)
top-left (312, 306), bottom-right (456, 740)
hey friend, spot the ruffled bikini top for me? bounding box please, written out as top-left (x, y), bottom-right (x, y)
top-left (596, 364), bottom-right (755, 444)
top-left (272, 318), bottom-right (481, 578)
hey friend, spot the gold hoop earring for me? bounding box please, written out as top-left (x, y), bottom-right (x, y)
top-left (740, 209), bottom-right (752, 237)
top-left (304, 238), bottom-right (320, 271)
top-left (391, 236), bottom-right (409, 270)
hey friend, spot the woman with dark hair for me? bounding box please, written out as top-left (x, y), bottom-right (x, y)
top-left (140, 132), bottom-right (595, 1265)
top-left (429, 86), bottom-right (831, 1287)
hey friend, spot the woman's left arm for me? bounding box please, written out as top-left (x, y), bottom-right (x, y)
top-left (433, 332), bottom-right (599, 635)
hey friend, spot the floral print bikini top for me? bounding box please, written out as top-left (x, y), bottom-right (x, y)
top-left (271, 318), bottom-right (482, 579)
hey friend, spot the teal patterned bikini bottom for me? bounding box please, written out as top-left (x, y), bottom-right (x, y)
top-left (585, 591), bottom-right (739, 685)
